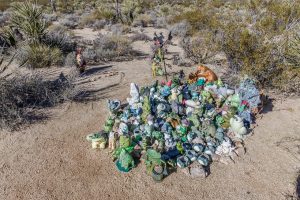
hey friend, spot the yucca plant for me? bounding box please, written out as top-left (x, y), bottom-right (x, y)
top-left (0, 27), bottom-right (17, 47)
top-left (11, 1), bottom-right (46, 43)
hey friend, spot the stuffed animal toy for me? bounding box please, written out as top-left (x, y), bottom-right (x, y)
top-left (196, 66), bottom-right (218, 83)
top-left (230, 115), bottom-right (247, 138)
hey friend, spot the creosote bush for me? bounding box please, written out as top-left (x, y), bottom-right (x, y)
top-left (95, 34), bottom-right (132, 59)
top-left (180, 32), bottom-right (219, 64)
top-left (84, 34), bottom-right (134, 62)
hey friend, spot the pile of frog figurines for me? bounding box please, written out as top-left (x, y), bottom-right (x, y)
top-left (86, 67), bottom-right (262, 182)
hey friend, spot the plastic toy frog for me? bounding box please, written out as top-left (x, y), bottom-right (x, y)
top-left (201, 90), bottom-right (213, 104)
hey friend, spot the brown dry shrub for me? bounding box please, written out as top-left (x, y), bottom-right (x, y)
top-left (0, 72), bottom-right (77, 130)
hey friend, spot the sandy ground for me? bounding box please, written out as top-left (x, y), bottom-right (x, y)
top-left (0, 27), bottom-right (299, 200)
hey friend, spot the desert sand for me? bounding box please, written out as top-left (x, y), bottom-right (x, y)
top-left (0, 27), bottom-right (299, 200)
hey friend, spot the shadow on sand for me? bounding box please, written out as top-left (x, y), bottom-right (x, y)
top-left (81, 65), bottom-right (113, 76)
top-left (297, 173), bottom-right (300, 199)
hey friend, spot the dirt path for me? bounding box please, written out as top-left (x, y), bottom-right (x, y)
top-left (0, 28), bottom-right (299, 200)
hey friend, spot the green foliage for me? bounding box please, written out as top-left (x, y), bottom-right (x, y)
top-left (220, 23), bottom-right (277, 85)
top-left (18, 43), bottom-right (63, 68)
top-left (0, 26), bottom-right (16, 47)
top-left (11, 1), bottom-right (46, 43)
top-left (285, 31), bottom-right (300, 68)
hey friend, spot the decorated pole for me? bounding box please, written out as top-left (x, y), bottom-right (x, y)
top-left (162, 48), bottom-right (168, 81)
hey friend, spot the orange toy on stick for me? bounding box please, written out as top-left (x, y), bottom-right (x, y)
top-left (196, 66), bottom-right (218, 83)
top-left (188, 65), bottom-right (218, 84)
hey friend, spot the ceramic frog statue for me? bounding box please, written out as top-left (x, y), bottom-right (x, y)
top-left (201, 90), bottom-right (213, 104)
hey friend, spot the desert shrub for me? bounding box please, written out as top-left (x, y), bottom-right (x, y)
top-left (79, 13), bottom-right (98, 28)
top-left (155, 16), bottom-right (167, 28)
top-left (272, 66), bottom-right (300, 95)
top-left (272, 27), bottom-right (300, 94)
top-left (82, 47), bottom-right (97, 63)
top-left (17, 43), bottom-right (63, 68)
top-left (220, 23), bottom-right (268, 72)
top-left (109, 23), bottom-right (131, 35)
top-left (57, 0), bottom-right (75, 13)
top-left (59, 14), bottom-right (79, 29)
top-left (219, 21), bottom-right (295, 89)
top-left (42, 13), bottom-right (58, 24)
top-left (93, 5), bottom-right (115, 20)
top-left (78, 6), bottom-right (114, 28)
top-left (169, 20), bottom-right (191, 37)
top-left (180, 31), bottom-right (219, 64)
top-left (42, 27), bottom-right (76, 54)
top-left (47, 24), bottom-right (68, 33)
top-left (252, 1), bottom-right (300, 35)
top-left (284, 31), bottom-right (300, 68)
top-left (122, 0), bottom-right (141, 24)
top-left (170, 7), bottom-right (220, 34)
top-left (64, 52), bottom-right (76, 67)
top-left (88, 34), bottom-right (133, 61)
top-left (132, 13), bottom-right (155, 27)
top-left (0, 72), bottom-right (76, 130)
top-left (130, 33), bottom-right (151, 42)
top-left (10, 2), bottom-right (46, 43)
top-left (92, 19), bottom-right (107, 30)
top-left (159, 4), bottom-right (171, 16)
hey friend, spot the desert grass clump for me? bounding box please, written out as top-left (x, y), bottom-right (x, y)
top-left (17, 43), bottom-right (63, 68)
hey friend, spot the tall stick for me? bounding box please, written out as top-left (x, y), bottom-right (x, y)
top-left (162, 50), bottom-right (168, 81)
